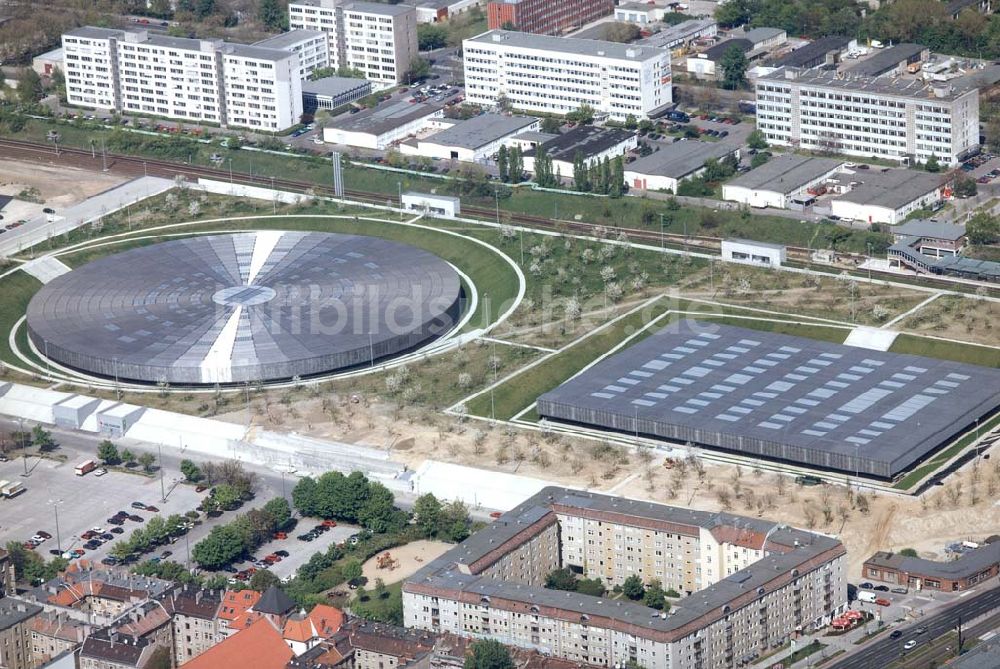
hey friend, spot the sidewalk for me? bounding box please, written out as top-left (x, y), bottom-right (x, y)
top-left (0, 175), bottom-right (174, 258)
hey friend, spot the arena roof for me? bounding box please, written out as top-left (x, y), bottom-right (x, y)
top-left (537, 320), bottom-right (1000, 478)
top-left (27, 232), bottom-right (462, 385)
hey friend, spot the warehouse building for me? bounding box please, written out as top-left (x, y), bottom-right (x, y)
top-left (404, 487), bottom-right (848, 669)
top-left (400, 113), bottom-right (539, 162)
top-left (536, 320), bottom-right (1000, 479)
top-left (464, 30), bottom-right (672, 120)
top-left (323, 100), bottom-right (444, 149)
top-left (755, 67), bottom-right (980, 166)
top-left (846, 43), bottom-right (929, 78)
top-left (828, 169), bottom-right (944, 225)
top-left (636, 18), bottom-right (718, 50)
top-left (624, 140), bottom-right (738, 193)
top-left (522, 126), bottom-right (637, 176)
top-left (722, 154), bottom-right (844, 209)
top-left (770, 36), bottom-right (855, 69)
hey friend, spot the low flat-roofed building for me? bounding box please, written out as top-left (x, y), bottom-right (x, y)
top-left (891, 220), bottom-right (966, 257)
top-left (615, 2), bottom-right (660, 24)
top-left (770, 36), bottom-right (854, 69)
top-left (301, 77), bottom-right (372, 114)
top-left (687, 39), bottom-right (752, 78)
top-left (721, 238), bottom-right (786, 267)
top-left (32, 47), bottom-right (64, 76)
top-left (829, 169), bottom-right (944, 225)
top-left (722, 154), bottom-right (844, 208)
top-left (637, 18), bottom-right (718, 50)
top-left (624, 140), bottom-right (738, 192)
top-left (742, 27), bottom-right (787, 52)
top-left (400, 113), bottom-right (539, 162)
top-left (863, 543), bottom-right (1000, 591)
top-left (401, 192), bottom-right (461, 218)
top-left (323, 100), bottom-right (444, 149)
top-left (522, 126), bottom-right (637, 177)
top-left (410, 0), bottom-right (484, 24)
top-left (846, 43), bottom-right (928, 77)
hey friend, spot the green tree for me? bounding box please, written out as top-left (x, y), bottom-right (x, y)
top-left (924, 154), bottom-right (941, 172)
top-left (292, 476), bottom-right (319, 516)
top-left (644, 579), bottom-right (669, 610)
top-left (195, 0), bottom-right (216, 19)
top-left (576, 578), bottom-right (606, 596)
top-left (165, 514), bottom-right (187, 537)
top-left (342, 558), bottom-right (364, 583)
top-left (566, 103), bottom-right (595, 125)
top-left (98, 440), bottom-right (120, 465)
top-left (464, 639), bottom-right (514, 669)
top-left (192, 524), bottom-right (246, 569)
top-left (440, 500), bottom-right (471, 542)
top-left (508, 146), bottom-right (524, 183)
top-left (145, 516), bottom-right (169, 545)
top-left (572, 151), bottom-right (590, 192)
top-left (31, 425), bottom-right (55, 451)
top-left (250, 569), bottom-right (281, 592)
top-left (121, 448), bottom-right (136, 465)
top-left (180, 459), bottom-right (202, 482)
top-left (967, 212), bottom-right (1000, 245)
top-left (720, 45), bottom-right (749, 90)
top-left (534, 146), bottom-right (555, 187)
top-left (747, 129), bottom-right (768, 150)
top-left (263, 497), bottom-right (292, 529)
top-left (110, 541), bottom-right (136, 561)
top-left (604, 21), bottom-right (641, 43)
top-left (624, 114), bottom-right (638, 130)
top-left (258, 0), bottom-right (286, 30)
top-left (544, 568), bottom-right (578, 591)
top-left (418, 24), bottom-right (449, 50)
top-left (50, 66), bottom-right (66, 103)
top-left (413, 493), bottom-right (443, 538)
top-left (750, 151), bottom-right (771, 169)
top-left (540, 117), bottom-right (562, 134)
top-left (138, 452), bottom-right (156, 473)
top-left (610, 156), bottom-right (625, 198)
top-left (17, 68), bottom-right (44, 105)
top-left (212, 484), bottom-right (242, 511)
top-left (408, 56), bottom-right (431, 82)
top-left (954, 175), bottom-right (978, 199)
top-left (308, 66), bottom-right (336, 81)
top-left (899, 548), bottom-right (918, 557)
top-left (359, 482), bottom-right (402, 533)
top-left (497, 144), bottom-right (510, 183)
top-left (129, 527), bottom-right (151, 554)
top-left (622, 574), bottom-right (645, 600)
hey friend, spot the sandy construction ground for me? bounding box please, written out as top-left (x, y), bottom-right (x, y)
top-left (361, 540), bottom-right (451, 585)
top-left (0, 158), bottom-right (125, 211)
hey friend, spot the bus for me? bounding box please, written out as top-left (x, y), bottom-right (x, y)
top-left (75, 460), bottom-right (98, 476)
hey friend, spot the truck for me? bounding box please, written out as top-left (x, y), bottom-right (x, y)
top-left (0, 480), bottom-right (26, 498)
top-left (665, 110), bottom-right (690, 124)
top-left (75, 460), bottom-right (98, 476)
top-left (857, 591), bottom-right (878, 603)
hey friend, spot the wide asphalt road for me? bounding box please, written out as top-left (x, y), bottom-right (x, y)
top-left (828, 584), bottom-right (1000, 668)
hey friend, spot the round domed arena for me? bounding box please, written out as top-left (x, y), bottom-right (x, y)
top-left (26, 231), bottom-right (463, 385)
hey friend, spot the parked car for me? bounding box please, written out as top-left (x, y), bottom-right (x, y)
top-left (275, 550), bottom-right (289, 557)
top-left (110, 527), bottom-right (125, 535)
top-left (891, 587), bottom-right (908, 594)
top-left (131, 501), bottom-right (147, 510)
top-left (874, 585), bottom-right (890, 592)
top-left (875, 598), bottom-right (891, 606)
top-left (859, 582), bottom-right (874, 590)
top-left (101, 557), bottom-right (119, 566)
top-left (129, 515), bottom-right (144, 522)
top-left (144, 505), bottom-right (159, 513)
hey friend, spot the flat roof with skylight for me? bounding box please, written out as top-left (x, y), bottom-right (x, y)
top-left (537, 320), bottom-right (1000, 479)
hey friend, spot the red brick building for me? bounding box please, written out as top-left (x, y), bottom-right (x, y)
top-left (863, 543), bottom-right (1000, 592)
top-left (487, 0), bottom-right (614, 35)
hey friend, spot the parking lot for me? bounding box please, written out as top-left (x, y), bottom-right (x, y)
top-left (0, 456), bottom-right (205, 563)
top-left (225, 521), bottom-right (362, 582)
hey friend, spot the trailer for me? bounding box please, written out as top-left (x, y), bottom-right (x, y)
top-left (75, 459), bottom-right (98, 476)
top-left (1, 480), bottom-right (26, 498)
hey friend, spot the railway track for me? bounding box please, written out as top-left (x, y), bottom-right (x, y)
top-left (0, 136), bottom-right (989, 294)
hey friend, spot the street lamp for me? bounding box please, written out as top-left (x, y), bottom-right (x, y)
top-left (49, 498), bottom-right (63, 551)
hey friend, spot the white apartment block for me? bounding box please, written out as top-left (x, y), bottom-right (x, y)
top-left (756, 67), bottom-right (980, 166)
top-left (404, 488), bottom-right (848, 669)
top-left (289, 0), bottom-right (418, 87)
top-left (62, 27), bottom-right (303, 131)
top-left (253, 29), bottom-right (330, 81)
top-left (463, 30), bottom-right (672, 121)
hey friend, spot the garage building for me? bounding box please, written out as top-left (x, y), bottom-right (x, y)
top-left (829, 170), bottom-right (944, 225)
top-left (722, 154), bottom-right (844, 209)
top-left (624, 140), bottom-right (738, 193)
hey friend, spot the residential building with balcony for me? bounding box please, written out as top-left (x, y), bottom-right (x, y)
top-left (288, 0), bottom-right (418, 87)
top-left (403, 487), bottom-right (848, 669)
top-left (463, 30), bottom-right (672, 120)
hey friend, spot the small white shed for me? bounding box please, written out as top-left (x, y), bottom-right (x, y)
top-left (401, 192), bottom-right (460, 219)
top-left (721, 238), bottom-right (786, 267)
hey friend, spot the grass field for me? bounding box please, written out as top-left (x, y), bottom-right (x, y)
top-left (889, 334), bottom-right (1000, 368)
top-left (0, 270), bottom-right (42, 369)
top-left (894, 412), bottom-right (1000, 490)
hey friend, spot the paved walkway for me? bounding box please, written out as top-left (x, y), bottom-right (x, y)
top-left (20, 256), bottom-right (71, 283)
top-left (0, 176), bottom-right (174, 258)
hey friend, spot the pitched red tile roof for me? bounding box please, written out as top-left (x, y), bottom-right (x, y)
top-left (180, 618), bottom-right (293, 669)
top-left (282, 605), bottom-right (344, 643)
